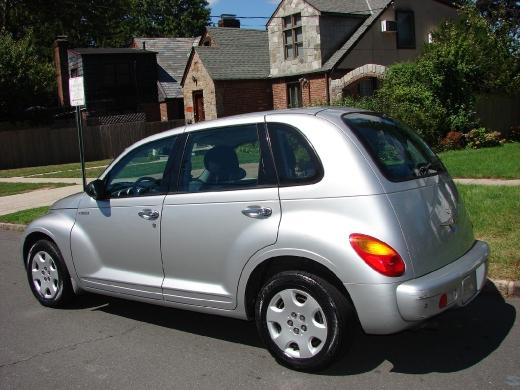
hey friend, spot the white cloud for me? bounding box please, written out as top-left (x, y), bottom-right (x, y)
top-left (208, 0), bottom-right (220, 5)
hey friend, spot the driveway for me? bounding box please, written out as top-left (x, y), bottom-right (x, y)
top-left (0, 230), bottom-right (519, 389)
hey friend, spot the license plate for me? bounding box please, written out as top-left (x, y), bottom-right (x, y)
top-left (461, 272), bottom-right (477, 304)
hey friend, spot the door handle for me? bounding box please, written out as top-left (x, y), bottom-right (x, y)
top-left (241, 206), bottom-right (272, 219)
top-left (138, 209), bottom-right (160, 220)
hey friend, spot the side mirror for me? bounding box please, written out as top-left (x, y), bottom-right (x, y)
top-left (86, 179), bottom-right (107, 200)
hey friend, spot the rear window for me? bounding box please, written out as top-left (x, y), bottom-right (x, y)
top-left (343, 113), bottom-right (445, 182)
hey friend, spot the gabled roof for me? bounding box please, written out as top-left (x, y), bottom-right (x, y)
top-left (182, 27), bottom-right (270, 84)
top-left (133, 37), bottom-right (197, 99)
top-left (322, 0), bottom-right (392, 71)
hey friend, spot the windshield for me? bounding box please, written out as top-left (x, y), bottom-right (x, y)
top-left (343, 113), bottom-right (445, 182)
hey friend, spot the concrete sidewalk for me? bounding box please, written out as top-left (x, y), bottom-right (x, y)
top-left (0, 185), bottom-right (83, 216)
top-left (0, 177), bottom-right (95, 184)
top-left (453, 178), bottom-right (520, 186)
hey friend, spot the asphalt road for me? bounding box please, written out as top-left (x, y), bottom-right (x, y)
top-left (1, 230), bottom-right (519, 390)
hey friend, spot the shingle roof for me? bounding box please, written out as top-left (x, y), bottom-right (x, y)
top-left (192, 27), bottom-right (270, 80)
top-left (133, 37), bottom-right (197, 99)
top-left (305, 0), bottom-right (372, 15)
top-left (321, 0), bottom-right (392, 70)
top-left (71, 48), bottom-right (157, 55)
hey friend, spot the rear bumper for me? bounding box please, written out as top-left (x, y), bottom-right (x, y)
top-left (396, 240), bottom-right (489, 321)
top-left (345, 240), bottom-right (489, 334)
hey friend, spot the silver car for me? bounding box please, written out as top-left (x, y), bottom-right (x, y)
top-left (22, 108), bottom-right (489, 371)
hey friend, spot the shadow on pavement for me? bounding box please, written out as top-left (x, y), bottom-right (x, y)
top-left (68, 285), bottom-right (515, 376)
top-left (324, 284), bottom-right (516, 376)
top-left (69, 293), bottom-right (264, 348)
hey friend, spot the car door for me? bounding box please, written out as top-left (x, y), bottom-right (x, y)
top-left (71, 135), bottom-right (179, 300)
top-left (161, 122), bottom-right (280, 309)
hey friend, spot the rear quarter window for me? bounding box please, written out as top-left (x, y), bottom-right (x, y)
top-left (267, 123), bottom-right (323, 186)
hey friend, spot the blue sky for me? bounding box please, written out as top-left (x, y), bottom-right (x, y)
top-left (208, 0), bottom-right (279, 30)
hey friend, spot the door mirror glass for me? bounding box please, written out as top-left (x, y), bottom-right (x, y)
top-left (86, 179), bottom-right (107, 200)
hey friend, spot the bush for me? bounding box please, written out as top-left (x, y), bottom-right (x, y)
top-left (441, 131), bottom-right (465, 150)
top-left (465, 128), bottom-right (504, 149)
top-left (508, 125), bottom-right (520, 142)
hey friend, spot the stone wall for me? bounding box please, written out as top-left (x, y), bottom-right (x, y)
top-left (330, 64), bottom-right (386, 101)
top-left (182, 51), bottom-right (217, 122)
top-left (268, 0), bottom-right (321, 77)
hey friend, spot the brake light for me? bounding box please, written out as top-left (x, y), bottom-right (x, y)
top-left (349, 234), bottom-right (405, 277)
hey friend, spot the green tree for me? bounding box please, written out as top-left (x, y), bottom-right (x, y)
top-left (0, 31), bottom-right (55, 120)
top-left (124, 0), bottom-right (210, 38)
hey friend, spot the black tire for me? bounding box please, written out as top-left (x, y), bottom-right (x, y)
top-left (26, 239), bottom-right (75, 307)
top-left (255, 271), bottom-right (354, 372)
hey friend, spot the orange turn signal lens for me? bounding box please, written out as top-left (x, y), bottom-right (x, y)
top-left (349, 234), bottom-right (405, 277)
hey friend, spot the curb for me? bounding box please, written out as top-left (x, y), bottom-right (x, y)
top-left (0, 222), bottom-right (518, 297)
top-left (485, 278), bottom-right (520, 298)
top-left (0, 222), bottom-right (27, 232)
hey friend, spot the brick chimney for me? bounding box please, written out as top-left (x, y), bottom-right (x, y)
top-left (218, 14), bottom-right (240, 28)
top-left (53, 36), bottom-right (70, 107)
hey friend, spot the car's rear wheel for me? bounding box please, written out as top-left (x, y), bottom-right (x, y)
top-left (26, 239), bottom-right (74, 307)
top-left (255, 271), bottom-right (354, 371)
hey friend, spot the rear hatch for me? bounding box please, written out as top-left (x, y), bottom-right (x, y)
top-left (343, 113), bottom-right (475, 277)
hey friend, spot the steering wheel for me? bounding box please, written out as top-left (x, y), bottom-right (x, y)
top-left (131, 176), bottom-right (159, 195)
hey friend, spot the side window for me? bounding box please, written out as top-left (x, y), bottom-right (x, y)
top-left (267, 123), bottom-right (322, 185)
top-left (180, 124), bottom-right (272, 193)
top-left (105, 136), bottom-right (177, 198)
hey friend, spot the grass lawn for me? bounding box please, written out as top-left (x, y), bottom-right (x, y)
top-left (0, 206), bottom-right (49, 225)
top-left (0, 182), bottom-right (72, 197)
top-left (459, 184), bottom-right (520, 280)
top-left (0, 159), bottom-right (112, 178)
top-left (439, 143), bottom-right (520, 179)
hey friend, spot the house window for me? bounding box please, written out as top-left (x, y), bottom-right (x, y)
top-left (283, 13), bottom-right (303, 59)
top-left (396, 10), bottom-right (415, 49)
top-left (287, 82), bottom-right (302, 108)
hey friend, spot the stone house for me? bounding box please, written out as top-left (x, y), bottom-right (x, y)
top-left (181, 25), bottom-right (273, 122)
top-left (267, 0), bottom-right (458, 108)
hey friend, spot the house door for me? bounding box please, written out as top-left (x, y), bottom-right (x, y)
top-left (193, 91), bottom-right (205, 122)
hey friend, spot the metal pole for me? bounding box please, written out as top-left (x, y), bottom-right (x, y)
top-left (75, 106), bottom-right (87, 191)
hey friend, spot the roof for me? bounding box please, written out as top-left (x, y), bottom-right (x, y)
top-left (183, 27), bottom-right (270, 83)
top-left (305, 0), bottom-right (372, 15)
top-left (322, 0), bottom-right (392, 71)
top-left (133, 37), bottom-right (197, 99)
top-left (70, 48), bottom-right (157, 55)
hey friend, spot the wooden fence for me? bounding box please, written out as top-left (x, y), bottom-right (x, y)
top-left (476, 94), bottom-right (520, 137)
top-left (0, 120), bottom-right (184, 169)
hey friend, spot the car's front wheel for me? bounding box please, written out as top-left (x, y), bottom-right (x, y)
top-left (255, 271), bottom-right (354, 371)
top-left (26, 239), bottom-right (75, 307)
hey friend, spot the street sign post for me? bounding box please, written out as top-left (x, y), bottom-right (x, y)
top-left (69, 77), bottom-right (87, 191)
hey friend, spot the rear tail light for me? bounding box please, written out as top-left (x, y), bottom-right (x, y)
top-left (349, 234), bottom-right (405, 277)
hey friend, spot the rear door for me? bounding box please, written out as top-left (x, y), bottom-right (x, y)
top-left (343, 113), bottom-right (475, 277)
top-left (160, 122), bottom-right (280, 309)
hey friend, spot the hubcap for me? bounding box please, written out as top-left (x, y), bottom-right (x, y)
top-left (31, 251), bottom-right (60, 299)
top-left (266, 288), bottom-right (328, 359)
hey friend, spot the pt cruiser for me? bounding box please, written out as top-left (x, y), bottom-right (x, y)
top-left (22, 108), bottom-right (489, 371)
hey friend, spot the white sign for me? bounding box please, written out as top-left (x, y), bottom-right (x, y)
top-left (69, 76), bottom-right (85, 106)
